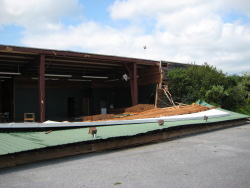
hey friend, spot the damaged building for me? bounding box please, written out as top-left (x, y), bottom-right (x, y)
top-left (1, 45), bottom-right (249, 169)
top-left (0, 45), bottom-right (187, 122)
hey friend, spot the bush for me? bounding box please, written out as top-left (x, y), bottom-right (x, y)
top-left (167, 64), bottom-right (250, 115)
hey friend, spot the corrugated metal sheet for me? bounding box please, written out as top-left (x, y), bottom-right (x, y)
top-left (0, 109), bottom-right (249, 156)
top-left (0, 109), bottom-right (230, 129)
top-left (196, 100), bottom-right (215, 108)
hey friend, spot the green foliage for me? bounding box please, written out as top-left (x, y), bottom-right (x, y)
top-left (167, 68), bottom-right (192, 103)
top-left (236, 97), bottom-right (250, 115)
top-left (205, 85), bottom-right (227, 106)
top-left (167, 64), bottom-right (250, 115)
top-left (226, 75), bottom-right (240, 88)
top-left (187, 63), bottom-right (227, 99)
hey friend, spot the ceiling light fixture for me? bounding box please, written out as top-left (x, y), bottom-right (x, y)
top-left (122, 74), bottom-right (129, 81)
top-left (0, 72), bottom-right (21, 75)
top-left (82, 76), bottom-right (108, 79)
top-left (105, 79), bottom-right (120, 82)
top-left (68, 79), bottom-right (92, 82)
top-left (46, 78), bottom-right (59, 81)
top-left (31, 77), bottom-right (60, 81)
top-left (0, 76), bottom-right (12, 79)
top-left (45, 74), bottom-right (72, 78)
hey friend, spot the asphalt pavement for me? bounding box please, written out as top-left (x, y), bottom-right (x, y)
top-left (1, 122), bottom-right (250, 188)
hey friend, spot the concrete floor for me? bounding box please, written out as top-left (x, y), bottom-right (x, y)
top-left (1, 122), bottom-right (250, 188)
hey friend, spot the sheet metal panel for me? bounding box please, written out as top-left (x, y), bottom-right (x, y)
top-left (0, 109), bottom-right (231, 129)
top-left (0, 109), bottom-right (249, 156)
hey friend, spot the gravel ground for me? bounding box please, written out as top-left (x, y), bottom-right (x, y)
top-left (1, 122), bottom-right (250, 188)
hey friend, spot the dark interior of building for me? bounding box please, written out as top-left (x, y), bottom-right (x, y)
top-left (0, 45), bottom-right (161, 122)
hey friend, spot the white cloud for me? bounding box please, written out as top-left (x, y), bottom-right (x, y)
top-left (222, 0), bottom-right (250, 17)
top-left (1, 0), bottom-right (250, 74)
top-left (21, 21), bottom-right (147, 57)
top-left (0, 0), bottom-right (83, 29)
top-left (109, 0), bottom-right (202, 20)
top-left (109, 0), bottom-right (250, 74)
top-left (109, 0), bottom-right (250, 21)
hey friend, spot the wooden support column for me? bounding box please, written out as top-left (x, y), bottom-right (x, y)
top-left (39, 54), bottom-right (45, 122)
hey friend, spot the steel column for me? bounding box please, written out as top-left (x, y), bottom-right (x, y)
top-left (124, 63), bottom-right (138, 106)
top-left (130, 77), bottom-right (134, 105)
top-left (39, 54), bottom-right (45, 122)
top-left (132, 63), bottom-right (138, 105)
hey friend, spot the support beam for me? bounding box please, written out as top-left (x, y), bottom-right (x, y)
top-left (39, 54), bottom-right (45, 122)
top-left (125, 63), bottom-right (134, 105)
top-left (133, 63), bottom-right (138, 105)
top-left (0, 45), bottom-right (159, 66)
top-left (122, 63), bottom-right (139, 106)
top-left (125, 63), bottom-right (138, 106)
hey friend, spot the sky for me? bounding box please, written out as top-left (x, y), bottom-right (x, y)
top-left (0, 0), bottom-right (249, 75)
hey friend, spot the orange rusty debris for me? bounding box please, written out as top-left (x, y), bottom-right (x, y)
top-left (123, 104), bottom-right (155, 114)
top-left (82, 104), bottom-right (211, 122)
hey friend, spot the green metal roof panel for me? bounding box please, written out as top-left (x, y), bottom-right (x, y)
top-left (196, 100), bottom-right (215, 108)
top-left (0, 109), bottom-right (249, 156)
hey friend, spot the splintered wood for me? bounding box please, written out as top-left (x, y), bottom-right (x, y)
top-left (82, 114), bottom-right (115, 121)
top-left (82, 104), bottom-right (211, 122)
top-left (116, 104), bottom-right (210, 120)
top-left (123, 104), bottom-right (155, 114)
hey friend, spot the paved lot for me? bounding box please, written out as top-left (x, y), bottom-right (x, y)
top-left (1, 122), bottom-right (250, 188)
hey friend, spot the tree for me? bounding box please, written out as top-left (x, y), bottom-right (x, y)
top-left (205, 85), bottom-right (227, 106)
top-left (167, 63), bottom-right (227, 104)
top-left (186, 63), bottom-right (227, 99)
top-left (166, 68), bottom-right (193, 103)
top-left (166, 63), bottom-right (249, 115)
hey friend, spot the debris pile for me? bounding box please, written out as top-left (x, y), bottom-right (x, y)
top-left (123, 104), bottom-right (155, 114)
top-left (82, 104), bottom-right (211, 122)
top-left (116, 104), bottom-right (210, 120)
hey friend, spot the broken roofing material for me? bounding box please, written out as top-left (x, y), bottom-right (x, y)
top-left (0, 101), bottom-right (249, 168)
top-left (0, 108), bottom-right (248, 157)
top-left (0, 109), bottom-right (229, 129)
top-left (1, 104), bottom-right (209, 129)
top-left (0, 102), bottom-right (234, 130)
top-left (108, 104), bottom-right (211, 120)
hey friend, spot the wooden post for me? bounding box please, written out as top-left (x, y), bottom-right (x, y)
top-left (155, 84), bottom-right (158, 108)
top-left (39, 54), bottom-right (45, 122)
top-left (158, 60), bottom-right (163, 89)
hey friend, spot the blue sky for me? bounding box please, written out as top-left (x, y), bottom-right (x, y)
top-left (0, 0), bottom-right (249, 74)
